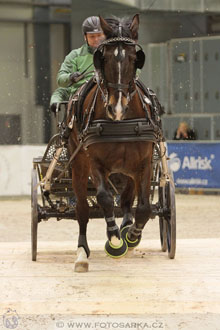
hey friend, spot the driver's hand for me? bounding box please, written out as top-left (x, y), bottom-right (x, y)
top-left (70, 71), bottom-right (82, 83)
top-left (50, 103), bottom-right (59, 113)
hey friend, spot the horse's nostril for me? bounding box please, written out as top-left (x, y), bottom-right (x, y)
top-left (124, 105), bottom-right (129, 113)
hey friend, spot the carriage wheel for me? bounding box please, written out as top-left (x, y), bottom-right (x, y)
top-left (158, 180), bottom-right (167, 252)
top-left (158, 172), bottom-right (176, 259)
top-left (165, 176), bottom-right (176, 259)
top-left (31, 168), bottom-right (39, 261)
top-left (159, 216), bottom-right (167, 252)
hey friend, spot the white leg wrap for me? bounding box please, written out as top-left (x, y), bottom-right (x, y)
top-left (74, 247), bottom-right (89, 273)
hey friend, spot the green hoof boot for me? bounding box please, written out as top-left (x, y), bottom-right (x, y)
top-left (121, 226), bottom-right (141, 248)
top-left (105, 238), bottom-right (128, 258)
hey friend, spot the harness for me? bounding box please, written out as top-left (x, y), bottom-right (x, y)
top-left (81, 118), bottom-right (158, 149)
top-left (55, 32), bottom-right (164, 179)
top-left (69, 35), bottom-right (163, 149)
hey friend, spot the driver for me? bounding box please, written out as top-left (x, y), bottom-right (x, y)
top-left (50, 16), bottom-right (105, 111)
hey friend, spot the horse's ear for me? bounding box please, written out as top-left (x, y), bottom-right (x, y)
top-left (136, 49), bottom-right (145, 69)
top-left (93, 49), bottom-right (103, 71)
top-left (99, 16), bottom-right (113, 38)
top-left (130, 14), bottom-right (139, 40)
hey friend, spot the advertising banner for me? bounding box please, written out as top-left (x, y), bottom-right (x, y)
top-left (167, 142), bottom-right (220, 188)
top-left (0, 143), bottom-right (220, 195)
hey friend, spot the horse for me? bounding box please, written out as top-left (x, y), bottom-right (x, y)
top-left (69, 14), bottom-right (160, 272)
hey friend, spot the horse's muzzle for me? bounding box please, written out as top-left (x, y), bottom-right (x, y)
top-left (106, 104), bottom-right (128, 121)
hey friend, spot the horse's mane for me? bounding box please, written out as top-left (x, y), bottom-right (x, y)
top-left (104, 16), bottom-right (138, 40)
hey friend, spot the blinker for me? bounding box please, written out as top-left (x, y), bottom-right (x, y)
top-left (93, 49), bottom-right (103, 71)
top-left (135, 49), bottom-right (145, 69)
top-left (94, 37), bottom-right (146, 72)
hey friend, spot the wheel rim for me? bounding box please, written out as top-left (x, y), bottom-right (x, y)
top-left (158, 184), bottom-right (167, 252)
top-left (159, 217), bottom-right (167, 252)
top-left (31, 168), bottom-right (38, 261)
top-left (158, 167), bottom-right (176, 258)
top-left (165, 177), bottom-right (176, 259)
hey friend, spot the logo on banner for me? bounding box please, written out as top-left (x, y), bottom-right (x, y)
top-left (169, 153), bottom-right (215, 172)
top-left (169, 153), bottom-right (181, 172)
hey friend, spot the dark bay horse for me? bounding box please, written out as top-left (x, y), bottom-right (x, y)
top-left (69, 14), bottom-right (158, 272)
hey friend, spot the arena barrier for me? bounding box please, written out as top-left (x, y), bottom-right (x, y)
top-left (0, 145), bottom-right (45, 196)
top-left (0, 142), bottom-right (220, 196)
top-left (167, 141), bottom-right (220, 189)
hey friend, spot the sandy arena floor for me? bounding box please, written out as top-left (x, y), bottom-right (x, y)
top-left (0, 194), bottom-right (220, 330)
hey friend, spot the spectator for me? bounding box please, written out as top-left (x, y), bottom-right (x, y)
top-left (173, 121), bottom-right (197, 140)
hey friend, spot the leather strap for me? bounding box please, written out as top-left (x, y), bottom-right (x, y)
top-left (81, 119), bottom-right (159, 149)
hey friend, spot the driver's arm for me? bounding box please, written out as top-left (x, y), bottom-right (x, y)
top-left (57, 50), bottom-right (78, 88)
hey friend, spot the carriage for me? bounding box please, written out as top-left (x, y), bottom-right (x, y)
top-left (31, 14), bottom-right (176, 271)
top-left (31, 103), bottom-right (176, 261)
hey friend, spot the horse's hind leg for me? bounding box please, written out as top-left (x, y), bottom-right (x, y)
top-left (72, 153), bottom-right (90, 272)
top-left (91, 166), bottom-right (127, 258)
top-left (120, 177), bottom-right (135, 230)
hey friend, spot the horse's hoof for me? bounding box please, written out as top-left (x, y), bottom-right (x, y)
top-left (74, 261), bottom-right (89, 273)
top-left (74, 247), bottom-right (89, 272)
top-left (105, 238), bottom-right (128, 258)
top-left (121, 226), bottom-right (141, 248)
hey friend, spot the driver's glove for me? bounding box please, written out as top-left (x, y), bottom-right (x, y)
top-left (70, 71), bottom-right (82, 83)
top-left (50, 103), bottom-right (59, 113)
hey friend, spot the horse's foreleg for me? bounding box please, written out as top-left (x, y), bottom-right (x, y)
top-left (95, 170), bottom-right (120, 244)
top-left (126, 163), bottom-right (152, 248)
top-left (120, 177), bottom-right (135, 230)
top-left (92, 166), bottom-right (127, 258)
top-left (72, 153), bottom-right (90, 272)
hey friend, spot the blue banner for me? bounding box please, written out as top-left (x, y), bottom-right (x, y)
top-left (167, 142), bottom-right (220, 188)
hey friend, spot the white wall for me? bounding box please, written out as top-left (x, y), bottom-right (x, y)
top-left (0, 145), bottom-right (46, 196)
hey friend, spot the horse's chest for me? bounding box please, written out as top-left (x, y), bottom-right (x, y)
top-left (88, 142), bottom-right (150, 173)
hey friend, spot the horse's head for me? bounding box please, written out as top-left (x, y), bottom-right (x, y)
top-left (93, 14), bottom-right (145, 121)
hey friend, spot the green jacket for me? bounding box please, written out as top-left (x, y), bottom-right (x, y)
top-left (50, 43), bottom-right (141, 105)
top-left (50, 43), bottom-right (94, 104)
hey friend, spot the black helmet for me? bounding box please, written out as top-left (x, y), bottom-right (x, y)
top-left (82, 16), bottom-right (102, 34)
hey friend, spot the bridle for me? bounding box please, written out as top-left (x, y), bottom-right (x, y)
top-left (99, 37), bottom-right (136, 96)
top-left (93, 31), bottom-right (145, 105)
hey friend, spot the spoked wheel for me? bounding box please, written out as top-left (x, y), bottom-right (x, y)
top-left (159, 216), bottom-right (167, 252)
top-left (158, 168), bottom-right (167, 252)
top-left (31, 167), bottom-right (39, 261)
top-left (159, 172), bottom-right (176, 259)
